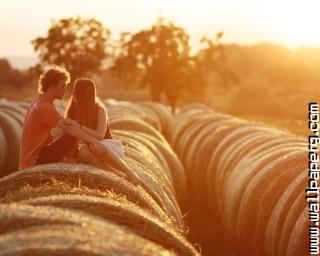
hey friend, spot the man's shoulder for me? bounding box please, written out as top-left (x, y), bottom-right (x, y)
top-left (35, 99), bottom-right (56, 111)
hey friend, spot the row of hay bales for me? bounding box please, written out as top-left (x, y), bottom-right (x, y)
top-left (168, 103), bottom-right (309, 256)
top-left (0, 99), bottom-right (197, 255)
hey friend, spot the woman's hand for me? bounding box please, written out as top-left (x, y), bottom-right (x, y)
top-left (64, 118), bottom-right (79, 127)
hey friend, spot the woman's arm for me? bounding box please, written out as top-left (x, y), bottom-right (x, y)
top-left (80, 107), bottom-right (108, 140)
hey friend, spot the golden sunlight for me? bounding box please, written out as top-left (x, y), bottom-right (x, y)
top-left (257, 0), bottom-right (320, 48)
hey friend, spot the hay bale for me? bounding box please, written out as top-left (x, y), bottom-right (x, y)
top-left (0, 112), bottom-right (21, 176)
top-left (22, 194), bottom-right (197, 255)
top-left (0, 164), bottom-right (172, 225)
top-left (114, 130), bottom-right (187, 207)
top-left (264, 171), bottom-right (307, 256)
top-left (192, 120), bottom-right (245, 205)
top-left (138, 101), bottom-right (173, 139)
top-left (0, 181), bottom-right (124, 203)
top-left (169, 110), bottom-right (213, 150)
top-left (106, 101), bottom-right (162, 130)
top-left (16, 101), bottom-right (31, 110)
top-left (285, 208), bottom-right (309, 256)
top-left (0, 203), bottom-right (110, 234)
top-left (109, 117), bottom-right (167, 144)
top-left (169, 104), bottom-right (309, 255)
top-left (124, 150), bottom-right (184, 231)
top-left (0, 223), bottom-right (176, 256)
top-left (0, 128), bottom-right (7, 173)
top-left (115, 133), bottom-right (172, 182)
top-left (206, 125), bottom-right (290, 210)
top-left (119, 132), bottom-right (173, 181)
top-left (235, 150), bottom-right (307, 254)
top-left (0, 102), bottom-right (26, 126)
top-left (184, 117), bottom-right (243, 173)
top-left (276, 191), bottom-right (307, 255)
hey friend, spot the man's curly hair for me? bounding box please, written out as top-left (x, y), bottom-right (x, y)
top-left (38, 66), bottom-right (70, 94)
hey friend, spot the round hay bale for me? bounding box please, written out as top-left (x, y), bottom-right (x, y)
top-left (213, 132), bottom-right (302, 206)
top-left (178, 103), bottom-right (212, 114)
top-left (235, 150), bottom-right (307, 254)
top-left (277, 191), bottom-right (307, 256)
top-left (285, 207), bottom-right (309, 256)
top-left (0, 111), bottom-right (21, 176)
top-left (177, 115), bottom-right (232, 164)
top-left (124, 150), bottom-right (184, 231)
top-left (191, 120), bottom-right (245, 206)
top-left (0, 203), bottom-right (110, 234)
top-left (108, 107), bottom-right (162, 131)
top-left (216, 132), bottom-right (287, 188)
top-left (105, 100), bottom-right (162, 130)
top-left (167, 107), bottom-right (212, 143)
top-left (169, 111), bottom-right (214, 151)
top-left (138, 101), bottom-right (173, 138)
top-left (206, 125), bottom-right (291, 210)
top-left (184, 118), bottom-right (243, 174)
top-left (0, 181), bottom-right (124, 204)
top-left (0, 164), bottom-right (171, 225)
top-left (168, 104), bottom-right (309, 256)
top-left (264, 170), bottom-right (307, 256)
top-left (116, 133), bottom-right (172, 183)
top-left (16, 101), bottom-right (31, 110)
top-left (109, 117), bottom-right (167, 144)
top-left (0, 224), bottom-right (176, 256)
top-left (124, 147), bottom-right (176, 197)
top-left (22, 194), bottom-right (197, 255)
top-left (114, 130), bottom-right (187, 208)
top-left (0, 102), bottom-right (26, 126)
top-left (0, 128), bottom-right (7, 173)
top-left (222, 146), bottom-right (306, 237)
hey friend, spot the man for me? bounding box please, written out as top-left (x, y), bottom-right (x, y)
top-left (19, 66), bottom-right (105, 169)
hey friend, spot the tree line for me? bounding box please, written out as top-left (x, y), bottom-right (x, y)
top-left (30, 16), bottom-right (232, 112)
top-left (2, 16), bottom-right (320, 112)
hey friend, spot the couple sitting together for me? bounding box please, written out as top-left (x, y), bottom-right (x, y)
top-left (19, 66), bottom-right (136, 181)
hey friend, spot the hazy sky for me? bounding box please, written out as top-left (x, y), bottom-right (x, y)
top-left (1, 0), bottom-right (320, 56)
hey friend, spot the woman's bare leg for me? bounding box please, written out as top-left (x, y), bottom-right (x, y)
top-left (78, 145), bottom-right (128, 178)
top-left (89, 144), bottom-right (141, 184)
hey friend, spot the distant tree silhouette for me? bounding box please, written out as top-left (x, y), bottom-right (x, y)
top-left (32, 16), bottom-right (111, 82)
top-left (0, 58), bottom-right (30, 88)
top-left (111, 17), bottom-right (203, 112)
top-left (197, 32), bottom-right (238, 88)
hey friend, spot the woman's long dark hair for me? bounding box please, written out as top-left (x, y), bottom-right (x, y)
top-left (65, 78), bottom-right (104, 130)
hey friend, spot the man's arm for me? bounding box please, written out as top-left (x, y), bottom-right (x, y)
top-left (57, 118), bottom-right (99, 145)
top-left (57, 118), bottom-right (107, 155)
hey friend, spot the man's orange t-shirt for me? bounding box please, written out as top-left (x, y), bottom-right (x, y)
top-left (19, 96), bottom-right (62, 169)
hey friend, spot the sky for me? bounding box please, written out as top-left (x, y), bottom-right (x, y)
top-left (1, 0), bottom-right (320, 57)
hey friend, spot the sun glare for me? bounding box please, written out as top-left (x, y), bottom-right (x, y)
top-left (1, 0), bottom-right (320, 56)
top-left (257, 0), bottom-right (320, 48)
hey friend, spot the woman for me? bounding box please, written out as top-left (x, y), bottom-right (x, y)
top-left (65, 78), bottom-right (136, 181)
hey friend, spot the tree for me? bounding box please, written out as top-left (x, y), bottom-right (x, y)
top-left (0, 59), bottom-right (30, 88)
top-left (111, 17), bottom-right (201, 112)
top-left (32, 16), bottom-right (111, 81)
top-left (196, 32), bottom-right (238, 88)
